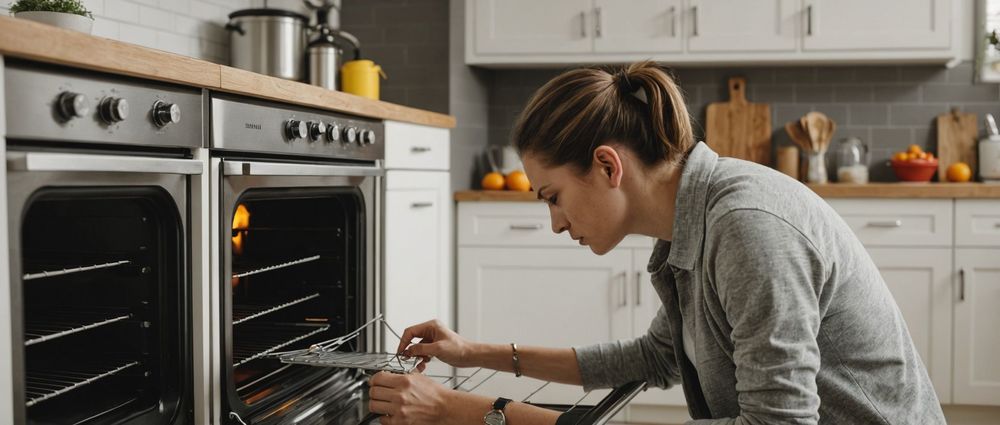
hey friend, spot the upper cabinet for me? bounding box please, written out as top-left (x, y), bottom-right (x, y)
top-left (802, 0), bottom-right (950, 51)
top-left (465, 0), bottom-right (958, 66)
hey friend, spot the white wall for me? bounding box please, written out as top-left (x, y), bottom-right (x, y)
top-left (1, 0), bottom-right (254, 64)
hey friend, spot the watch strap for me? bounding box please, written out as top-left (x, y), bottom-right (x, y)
top-left (492, 397), bottom-right (512, 411)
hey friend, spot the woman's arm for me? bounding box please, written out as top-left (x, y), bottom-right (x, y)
top-left (466, 343), bottom-right (583, 385)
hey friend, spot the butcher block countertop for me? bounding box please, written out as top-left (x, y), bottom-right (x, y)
top-left (0, 16), bottom-right (455, 129)
top-left (455, 183), bottom-right (1000, 202)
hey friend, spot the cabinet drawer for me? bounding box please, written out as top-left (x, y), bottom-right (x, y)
top-left (824, 199), bottom-right (952, 247)
top-left (458, 202), bottom-right (654, 248)
top-left (955, 199), bottom-right (1000, 247)
top-left (384, 121), bottom-right (449, 170)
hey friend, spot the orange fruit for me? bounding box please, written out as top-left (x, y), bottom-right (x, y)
top-left (505, 170), bottom-right (531, 192)
top-left (946, 162), bottom-right (972, 182)
top-left (908, 144), bottom-right (923, 154)
top-left (892, 152), bottom-right (908, 162)
top-left (481, 172), bottom-right (505, 190)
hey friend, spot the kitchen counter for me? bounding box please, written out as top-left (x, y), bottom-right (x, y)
top-left (0, 16), bottom-right (455, 129)
top-left (455, 183), bottom-right (1000, 202)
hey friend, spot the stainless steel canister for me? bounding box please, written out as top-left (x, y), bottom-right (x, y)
top-left (226, 9), bottom-right (308, 81)
top-left (307, 27), bottom-right (359, 91)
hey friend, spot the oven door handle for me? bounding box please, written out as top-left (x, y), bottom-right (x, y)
top-left (223, 161), bottom-right (384, 177)
top-left (7, 152), bottom-right (204, 175)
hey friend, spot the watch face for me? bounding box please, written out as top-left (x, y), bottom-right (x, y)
top-left (484, 410), bottom-right (505, 425)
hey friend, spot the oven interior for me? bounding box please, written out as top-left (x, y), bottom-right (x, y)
top-left (18, 187), bottom-right (186, 424)
top-left (225, 188), bottom-right (368, 421)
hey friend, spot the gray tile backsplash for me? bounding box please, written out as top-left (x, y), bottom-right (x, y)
top-left (486, 63), bottom-right (1000, 182)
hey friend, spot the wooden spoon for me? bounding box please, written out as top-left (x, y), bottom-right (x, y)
top-left (785, 121), bottom-right (812, 152)
top-left (805, 112), bottom-right (828, 152)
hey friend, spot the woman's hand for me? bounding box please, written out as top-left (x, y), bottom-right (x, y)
top-left (396, 320), bottom-right (478, 369)
top-left (368, 372), bottom-right (454, 425)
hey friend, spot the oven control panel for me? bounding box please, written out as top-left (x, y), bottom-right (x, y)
top-left (4, 61), bottom-right (202, 149)
top-left (210, 95), bottom-right (384, 162)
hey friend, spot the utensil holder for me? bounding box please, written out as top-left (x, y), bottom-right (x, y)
top-left (806, 150), bottom-right (828, 184)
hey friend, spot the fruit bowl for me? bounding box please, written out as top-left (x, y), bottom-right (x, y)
top-left (891, 158), bottom-right (938, 182)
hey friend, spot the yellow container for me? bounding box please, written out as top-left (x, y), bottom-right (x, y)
top-left (340, 59), bottom-right (386, 100)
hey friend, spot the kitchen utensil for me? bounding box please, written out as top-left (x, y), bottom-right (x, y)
top-left (891, 157), bottom-right (938, 182)
top-left (306, 6), bottom-right (360, 90)
top-left (705, 77), bottom-right (772, 165)
top-left (784, 120), bottom-right (812, 152)
top-left (980, 113), bottom-right (1000, 182)
top-left (936, 108), bottom-right (978, 182)
top-left (835, 137), bottom-right (869, 183)
top-left (806, 150), bottom-right (828, 184)
top-left (341, 59), bottom-right (386, 99)
top-left (226, 8), bottom-right (309, 81)
top-left (486, 145), bottom-right (523, 175)
top-left (776, 146), bottom-right (800, 180)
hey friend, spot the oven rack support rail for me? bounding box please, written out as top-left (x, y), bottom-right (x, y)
top-left (25, 359), bottom-right (140, 407)
top-left (232, 292), bottom-right (321, 325)
top-left (231, 255), bottom-right (321, 279)
top-left (23, 259), bottom-right (131, 281)
top-left (25, 309), bottom-right (132, 346)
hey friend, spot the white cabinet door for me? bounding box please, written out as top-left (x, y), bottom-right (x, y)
top-left (457, 247), bottom-right (631, 404)
top-left (802, 0), bottom-right (950, 51)
top-left (629, 248), bottom-right (688, 408)
top-left (953, 248), bottom-right (1000, 406)
top-left (472, 0), bottom-right (593, 54)
top-left (867, 247), bottom-right (953, 403)
top-left (593, 0), bottom-right (683, 53)
top-left (384, 171), bottom-right (451, 361)
top-left (686, 0), bottom-right (798, 52)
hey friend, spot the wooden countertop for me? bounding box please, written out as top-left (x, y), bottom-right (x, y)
top-left (0, 16), bottom-right (455, 128)
top-left (455, 183), bottom-right (1000, 202)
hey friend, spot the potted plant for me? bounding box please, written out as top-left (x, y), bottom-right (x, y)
top-left (9, 0), bottom-right (94, 34)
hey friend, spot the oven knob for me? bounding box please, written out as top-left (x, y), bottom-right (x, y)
top-left (308, 121), bottom-right (326, 142)
top-left (56, 91), bottom-right (90, 120)
top-left (344, 126), bottom-right (358, 144)
top-left (285, 119), bottom-right (307, 140)
top-left (326, 123), bottom-right (342, 143)
top-left (152, 101), bottom-right (181, 127)
top-left (98, 97), bottom-right (129, 124)
top-left (362, 129), bottom-right (376, 145)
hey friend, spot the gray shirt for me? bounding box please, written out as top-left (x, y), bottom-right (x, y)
top-left (574, 142), bottom-right (946, 424)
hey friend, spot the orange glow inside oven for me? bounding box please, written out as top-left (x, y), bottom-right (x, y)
top-left (232, 203), bottom-right (250, 287)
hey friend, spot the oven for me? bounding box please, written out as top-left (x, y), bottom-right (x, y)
top-left (2, 60), bottom-right (201, 424)
top-left (208, 95), bottom-right (383, 425)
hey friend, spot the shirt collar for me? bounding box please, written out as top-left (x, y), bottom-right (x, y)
top-left (647, 142), bottom-right (719, 273)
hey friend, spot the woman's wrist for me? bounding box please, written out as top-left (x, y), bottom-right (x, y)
top-left (442, 388), bottom-right (492, 425)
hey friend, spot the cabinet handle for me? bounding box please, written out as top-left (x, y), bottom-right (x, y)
top-left (509, 224), bottom-right (543, 230)
top-left (806, 5), bottom-right (813, 36)
top-left (691, 6), bottom-right (698, 36)
top-left (959, 268), bottom-right (966, 302)
top-left (410, 202), bottom-right (433, 208)
top-left (411, 146), bottom-right (431, 153)
top-left (594, 7), bottom-right (602, 38)
top-left (579, 11), bottom-right (587, 38)
top-left (866, 220), bottom-right (902, 228)
top-left (669, 6), bottom-right (676, 37)
top-left (619, 272), bottom-right (628, 308)
top-left (635, 271), bottom-right (643, 306)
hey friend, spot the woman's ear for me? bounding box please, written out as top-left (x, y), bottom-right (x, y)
top-left (593, 145), bottom-right (624, 188)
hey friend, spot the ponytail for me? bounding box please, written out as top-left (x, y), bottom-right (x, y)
top-left (513, 61), bottom-right (694, 172)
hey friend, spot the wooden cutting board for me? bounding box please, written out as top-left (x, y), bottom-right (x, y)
top-left (936, 109), bottom-right (978, 182)
top-left (706, 77), bottom-right (772, 165)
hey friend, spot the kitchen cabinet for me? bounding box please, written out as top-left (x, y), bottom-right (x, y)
top-left (465, 0), bottom-right (958, 66)
top-left (383, 122), bottom-right (451, 379)
top-left (953, 249), bottom-right (1000, 404)
top-left (686, 0), bottom-right (798, 53)
top-left (802, 0), bottom-right (950, 51)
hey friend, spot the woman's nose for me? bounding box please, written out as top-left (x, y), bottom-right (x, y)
top-left (549, 206), bottom-right (569, 234)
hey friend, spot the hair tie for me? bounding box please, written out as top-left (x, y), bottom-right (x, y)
top-left (616, 73), bottom-right (635, 94)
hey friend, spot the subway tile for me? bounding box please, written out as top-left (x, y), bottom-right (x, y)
top-left (854, 66), bottom-right (900, 83)
top-left (873, 85), bottom-right (920, 102)
top-left (847, 105), bottom-right (889, 126)
top-left (833, 85), bottom-right (873, 102)
top-left (405, 45), bottom-right (448, 66)
top-left (189, 1), bottom-right (224, 24)
top-left (797, 85), bottom-right (834, 103)
top-left (720, 68), bottom-right (775, 85)
top-left (946, 62), bottom-right (976, 84)
top-left (91, 16), bottom-right (120, 39)
top-left (955, 103), bottom-right (1000, 121)
top-left (774, 105), bottom-right (814, 127)
top-left (119, 22), bottom-right (157, 49)
top-left (870, 128), bottom-right (914, 150)
top-left (139, 5), bottom-right (174, 31)
top-left (672, 68), bottom-right (719, 85)
top-left (104, 0), bottom-right (139, 22)
top-left (890, 104), bottom-right (948, 126)
top-left (816, 66), bottom-right (855, 83)
top-left (923, 84), bottom-right (999, 102)
top-left (752, 84), bottom-right (795, 102)
top-left (775, 67), bottom-right (817, 83)
top-left (156, 31), bottom-right (192, 56)
top-left (161, 0), bottom-right (190, 15)
top-left (132, 0), bottom-right (157, 5)
top-left (81, 0), bottom-right (104, 15)
top-left (815, 105), bottom-right (847, 127)
top-left (899, 66), bottom-right (947, 83)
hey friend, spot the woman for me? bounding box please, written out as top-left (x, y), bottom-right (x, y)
top-left (369, 61), bottom-right (946, 425)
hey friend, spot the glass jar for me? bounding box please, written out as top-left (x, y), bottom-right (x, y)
top-left (835, 137), bottom-right (869, 184)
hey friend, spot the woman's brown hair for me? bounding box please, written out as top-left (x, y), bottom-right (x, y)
top-left (512, 61), bottom-right (694, 172)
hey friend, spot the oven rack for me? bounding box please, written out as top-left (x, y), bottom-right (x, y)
top-left (232, 255), bottom-right (321, 279)
top-left (25, 308), bottom-right (132, 346)
top-left (25, 358), bottom-right (140, 407)
top-left (233, 323), bottom-right (330, 367)
top-left (233, 293), bottom-right (321, 325)
top-left (23, 259), bottom-right (131, 281)
top-left (278, 351), bottom-right (420, 373)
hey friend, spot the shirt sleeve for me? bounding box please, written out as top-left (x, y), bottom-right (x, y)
top-left (694, 208), bottom-right (827, 425)
top-left (573, 304), bottom-right (682, 392)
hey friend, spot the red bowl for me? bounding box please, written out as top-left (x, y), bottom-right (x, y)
top-left (891, 158), bottom-right (938, 182)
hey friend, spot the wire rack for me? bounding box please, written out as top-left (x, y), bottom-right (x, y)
top-left (232, 255), bottom-right (321, 279)
top-left (232, 293), bottom-right (321, 325)
top-left (25, 358), bottom-right (140, 407)
top-left (23, 259), bottom-right (131, 281)
top-left (233, 323), bottom-right (330, 367)
top-left (25, 308), bottom-right (132, 346)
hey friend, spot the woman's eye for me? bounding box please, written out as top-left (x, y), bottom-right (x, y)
top-left (548, 195), bottom-right (558, 205)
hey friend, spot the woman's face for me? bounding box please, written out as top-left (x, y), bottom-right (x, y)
top-left (521, 149), bottom-right (629, 255)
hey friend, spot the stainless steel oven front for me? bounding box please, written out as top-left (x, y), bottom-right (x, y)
top-left (208, 94), bottom-right (384, 425)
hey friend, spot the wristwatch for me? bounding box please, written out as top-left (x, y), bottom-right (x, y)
top-left (483, 397), bottom-right (512, 425)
